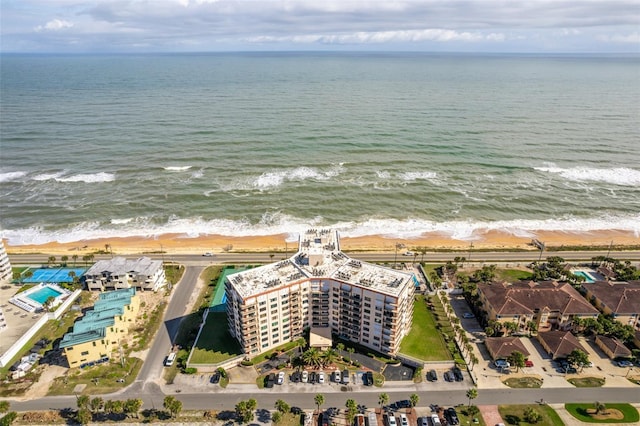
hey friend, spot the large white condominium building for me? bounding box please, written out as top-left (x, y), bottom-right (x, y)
top-left (226, 229), bottom-right (415, 356)
top-left (84, 256), bottom-right (167, 292)
top-left (0, 241), bottom-right (12, 283)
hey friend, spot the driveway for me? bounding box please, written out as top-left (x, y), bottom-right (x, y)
top-left (479, 405), bottom-right (504, 426)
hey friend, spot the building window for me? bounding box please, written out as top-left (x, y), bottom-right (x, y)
top-left (81, 351), bottom-right (89, 356)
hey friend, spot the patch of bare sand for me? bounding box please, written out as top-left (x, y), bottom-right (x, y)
top-left (20, 365), bottom-right (67, 400)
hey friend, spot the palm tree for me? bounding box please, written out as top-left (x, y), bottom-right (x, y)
top-left (61, 255), bottom-right (69, 267)
top-left (336, 342), bottom-right (345, 355)
top-left (409, 394), bottom-right (419, 407)
top-left (72, 254), bottom-right (78, 266)
top-left (314, 394), bottom-right (325, 413)
top-left (302, 348), bottom-right (321, 368)
top-left (378, 393), bottom-right (389, 409)
top-left (68, 270), bottom-right (76, 283)
top-left (466, 387), bottom-right (478, 407)
top-left (469, 354), bottom-right (479, 371)
top-left (347, 347), bottom-right (355, 364)
top-left (48, 256), bottom-right (56, 267)
top-left (321, 348), bottom-right (338, 367)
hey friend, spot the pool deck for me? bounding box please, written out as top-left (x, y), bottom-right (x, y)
top-left (210, 267), bottom-right (247, 312)
top-left (0, 285), bottom-right (46, 362)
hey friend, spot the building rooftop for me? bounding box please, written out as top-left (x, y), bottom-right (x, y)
top-left (60, 327), bottom-right (106, 348)
top-left (479, 280), bottom-right (599, 317)
top-left (85, 257), bottom-right (162, 277)
top-left (537, 330), bottom-right (585, 359)
top-left (596, 335), bottom-right (632, 358)
top-left (484, 337), bottom-right (530, 360)
top-left (228, 229), bottom-right (414, 300)
top-left (584, 281), bottom-right (640, 315)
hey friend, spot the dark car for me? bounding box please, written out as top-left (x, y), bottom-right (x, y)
top-left (265, 373), bottom-right (275, 388)
top-left (396, 400), bottom-right (411, 409)
top-left (427, 369), bottom-right (438, 382)
top-left (445, 408), bottom-right (459, 425)
top-left (210, 373), bottom-right (220, 384)
top-left (452, 367), bottom-right (464, 382)
top-left (443, 371), bottom-right (454, 382)
top-left (365, 371), bottom-right (374, 386)
top-left (291, 371), bottom-right (301, 383)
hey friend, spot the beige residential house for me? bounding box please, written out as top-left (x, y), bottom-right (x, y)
top-left (582, 281), bottom-right (640, 329)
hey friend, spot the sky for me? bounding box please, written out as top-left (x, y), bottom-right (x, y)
top-left (1, 0), bottom-right (639, 53)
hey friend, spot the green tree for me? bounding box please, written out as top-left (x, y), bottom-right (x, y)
top-left (409, 393), bottom-right (420, 407)
top-left (523, 407), bottom-right (542, 423)
top-left (347, 347), bottom-right (355, 364)
top-left (321, 348), bottom-right (338, 367)
top-left (378, 392), bottom-right (389, 408)
top-left (76, 408), bottom-right (92, 425)
top-left (235, 399), bottom-right (257, 423)
top-left (275, 399), bottom-right (290, 414)
top-left (271, 411), bottom-right (282, 424)
top-left (48, 255), bottom-right (56, 266)
top-left (0, 411), bottom-right (17, 426)
top-left (89, 397), bottom-right (104, 414)
top-left (336, 342), bottom-right (345, 353)
top-left (111, 400), bottom-right (124, 415)
top-left (163, 396), bottom-right (182, 418)
top-left (76, 395), bottom-right (90, 411)
top-left (466, 387), bottom-right (478, 407)
top-left (61, 255), bottom-right (69, 266)
top-left (508, 351), bottom-right (526, 372)
top-left (302, 348), bottom-right (321, 368)
top-left (567, 349), bottom-right (590, 372)
top-left (72, 254), bottom-right (78, 266)
top-left (125, 398), bottom-right (142, 419)
top-left (314, 394), bottom-right (325, 413)
top-left (345, 399), bottom-right (358, 424)
top-left (594, 401), bottom-right (607, 415)
top-left (0, 401), bottom-right (10, 413)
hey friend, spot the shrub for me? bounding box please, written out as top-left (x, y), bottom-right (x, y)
top-left (241, 360), bottom-right (254, 366)
top-left (524, 407), bottom-right (542, 424)
top-left (183, 367), bottom-right (197, 375)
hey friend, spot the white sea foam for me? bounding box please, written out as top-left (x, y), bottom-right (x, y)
top-left (3, 212), bottom-right (639, 246)
top-left (191, 168), bottom-right (204, 179)
top-left (0, 171), bottom-right (28, 183)
top-left (398, 171), bottom-right (438, 181)
top-left (376, 171), bottom-right (391, 179)
top-left (534, 165), bottom-right (640, 187)
top-left (55, 172), bottom-right (115, 183)
top-left (32, 171), bottom-right (66, 181)
top-left (164, 166), bottom-right (192, 171)
top-left (251, 165), bottom-right (345, 190)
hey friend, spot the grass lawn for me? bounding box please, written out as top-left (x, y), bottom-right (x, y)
top-left (48, 357), bottom-right (143, 396)
top-left (568, 377), bottom-right (605, 387)
top-left (565, 403), bottom-right (639, 423)
top-left (276, 411), bottom-right (304, 426)
top-left (189, 312), bottom-right (243, 364)
top-left (164, 264), bottom-right (186, 286)
top-left (499, 405), bottom-right (564, 426)
top-left (251, 340), bottom-right (302, 364)
top-left (399, 295), bottom-right (451, 361)
top-left (503, 376), bottom-right (543, 388)
top-left (457, 407), bottom-right (487, 426)
top-left (495, 268), bottom-right (533, 282)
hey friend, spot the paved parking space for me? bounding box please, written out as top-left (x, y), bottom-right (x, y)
top-left (383, 363), bottom-right (415, 381)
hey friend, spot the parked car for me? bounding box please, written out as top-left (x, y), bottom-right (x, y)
top-left (431, 414), bottom-right (442, 426)
top-left (427, 369), bottom-right (438, 381)
top-left (342, 369), bottom-right (350, 384)
top-left (302, 370), bottom-right (309, 383)
top-left (443, 371), bottom-right (454, 382)
top-left (318, 371), bottom-right (325, 384)
top-left (418, 417), bottom-right (429, 426)
top-left (277, 371), bottom-right (285, 385)
top-left (445, 408), bottom-right (459, 425)
top-left (291, 371), bottom-right (301, 383)
top-left (210, 373), bottom-right (220, 384)
top-left (399, 414), bottom-right (409, 426)
top-left (617, 360), bottom-right (633, 367)
top-left (387, 414), bottom-right (398, 426)
top-left (494, 359), bottom-right (510, 369)
top-left (265, 373), bottom-right (275, 388)
top-left (452, 367), bottom-right (464, 381)
top-left (462, 312), bottom-right (475, 319)
top-left (310, 372), bottom-right (317, 384)
top-left (396, 400), bottom-right (411, 409)
top-left (525, 360), bottom-right (534, 367)
top-left (334, 370), bottom-right (341, 383)
top-left (365, 371), bottom-right (374, 386)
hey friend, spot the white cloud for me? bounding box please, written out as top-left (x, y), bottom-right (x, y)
top-left (35, 19), bottom-right (74, 32)
top-left (597, 32), bottom-right (640, 43)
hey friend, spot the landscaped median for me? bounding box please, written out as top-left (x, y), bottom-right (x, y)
top-left (498, 404), bottom-right (564, 426)
top-left (565, 403), bottom-right (639, 423)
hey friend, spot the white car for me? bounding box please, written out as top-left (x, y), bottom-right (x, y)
top-left (277, 371), bottom-right (285, 385)
top-left (403, 251), bottom-right (415, 256)
top-left (301, 370), bottom-right (308, 383)
top-left (318, 371), bottom-right (325, 384)
top-left (494, 359), bottom-right (510, 369)
top-left (202, 252), bottom-right (213, 257)
top-left (400, 414), bottom-right (409, 426)
top-left (387, 415), bottom-right (397, 426)
top-left (334, 370), bottom-right (341, 383)
top-left (431, 414), bottom-right (441, 426)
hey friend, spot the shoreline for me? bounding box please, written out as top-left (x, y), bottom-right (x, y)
top-left (4, 229), bottom-right (639, 256)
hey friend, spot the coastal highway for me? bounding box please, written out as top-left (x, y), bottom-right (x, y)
top-left (8, 249), bottom-right (640, 266)
top-left (9, 386), bottom-right (640, 412)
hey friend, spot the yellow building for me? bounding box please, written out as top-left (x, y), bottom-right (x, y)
top-left (60, 288), bottom-right (138, 368)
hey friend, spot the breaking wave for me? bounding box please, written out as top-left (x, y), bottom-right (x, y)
top-left (534, 165), bottom-right (640, 187)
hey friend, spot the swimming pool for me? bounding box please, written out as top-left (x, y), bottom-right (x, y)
top-left (27, 286), bottom-right (63, 304)
top-left (574, 271), bottom-right (595, 283)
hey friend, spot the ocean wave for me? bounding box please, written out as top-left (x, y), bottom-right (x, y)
top-left (398, 171), bottom-right (438, 181)
top-left (248, 164), bottom-right (345, 190)
top-left (164, 166), bottom-right (192, 171)
top-left (55, 172), bottom-right (115, 183)
top-left (32, 171), bottom-right (66, 181)
top-left (3, 212), bottom-right (639, 246)
top-left (534, 165), bottom-right (640, 187)
top-left (0, 171), bottom-right (28, 183)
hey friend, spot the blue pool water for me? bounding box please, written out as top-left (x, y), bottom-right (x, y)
top-left (574, 271), bottom-right (595, 283)
top-left (27, 287), bottom-right (63, 304)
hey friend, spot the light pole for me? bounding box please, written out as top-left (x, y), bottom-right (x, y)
top-left (538, 241), bottom-right (545, 262)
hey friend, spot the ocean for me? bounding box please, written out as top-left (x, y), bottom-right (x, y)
top-left (1, 52), bottom-right (639, 245)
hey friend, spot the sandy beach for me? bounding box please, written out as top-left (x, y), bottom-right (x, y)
top-left (4, 229), bottom-right (638, 256)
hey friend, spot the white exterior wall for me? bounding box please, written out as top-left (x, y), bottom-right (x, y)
top-left (0, 241), bottom-right (12, 282)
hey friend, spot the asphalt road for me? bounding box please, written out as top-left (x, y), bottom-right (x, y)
top-left (8, 250), bottom-right (640, 266)
top-left (129, 265), bottom-right (204, 393)
top-left (9, 386), bottom-right (640, 412)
